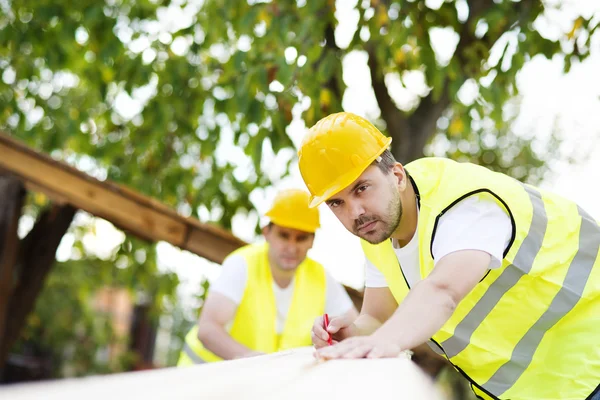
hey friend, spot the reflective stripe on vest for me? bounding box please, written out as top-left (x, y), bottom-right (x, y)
top-left (183, 342), bottom-right (205, 365)
top-left (483, 205), bottom-right (600, 396)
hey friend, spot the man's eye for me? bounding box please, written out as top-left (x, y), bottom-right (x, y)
top-left (329, 200), bottom-right (341, 208)
top-left (357, 185), bottom-right (367, 193)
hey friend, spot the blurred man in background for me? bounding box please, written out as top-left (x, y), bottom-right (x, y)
top-left (178, 188), bottom-right (357, 365)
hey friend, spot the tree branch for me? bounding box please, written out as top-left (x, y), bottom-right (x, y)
top-left (402, 0), bottom-right (500, 161)
top-left (323, 22), bottom-right (343, 101)
top-left (366, 44), bottom-right (411, 161)
top-left (306, 8), bottom-right (345, 119)
top-left (405, 81), bottom-right (451, 160)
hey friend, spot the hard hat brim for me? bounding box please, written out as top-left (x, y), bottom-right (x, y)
top-left (267, 217), bottom-right (319, 233)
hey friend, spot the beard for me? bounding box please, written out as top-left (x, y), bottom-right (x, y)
top-left (352, 189), bottom-right (402, 244)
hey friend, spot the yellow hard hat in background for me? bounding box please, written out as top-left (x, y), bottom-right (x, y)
top-left (265, 189), bottom-right (320, 233)
top-left (298, 112), bottom-right (392, 208)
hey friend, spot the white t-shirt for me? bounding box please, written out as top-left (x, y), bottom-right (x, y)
top-left (365, 193), bottom-right (513, 288)
top-left (210, 255), bottom-right (355, 333)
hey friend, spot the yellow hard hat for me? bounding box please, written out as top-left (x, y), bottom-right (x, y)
top-left (264, 189), bottom-right (320, 233)
top-left (298, 112), bottom-right (392, 208)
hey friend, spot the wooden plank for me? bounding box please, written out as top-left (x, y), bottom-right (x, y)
top-left (0, 347), bottom-right (444, 399)
top-left (0, 137), bottom-right (186, 244)
top-left (185, 226), bottom-right (246, 266)
top-left (0, 133), bottom-right (245, 264)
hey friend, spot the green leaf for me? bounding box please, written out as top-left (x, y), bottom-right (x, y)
top-left (317, 51), bottom-right (337, 82)
top-left (276, 58), bottom-right (293, 86)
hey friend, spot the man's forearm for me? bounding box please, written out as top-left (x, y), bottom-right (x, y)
top-left (349, 313), bottom-right (384, 337)
top-left (198, 323), bottom-right (257, 360)
top-left (371, 279), bottom-right (456, 351)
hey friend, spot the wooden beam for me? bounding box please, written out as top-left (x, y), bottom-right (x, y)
top-left (0, 347), bottom-right (444, 399)
top-left (0, 132), bottom-right (245, 264)
top-left (0, 175), bottom-right (25, 364)
top-left (0, 204), bottom-right (76, 368)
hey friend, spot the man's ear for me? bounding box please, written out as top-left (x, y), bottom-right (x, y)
top-left (391, 162), bottom-right (407, 190)
top-left (262, 225), bottom-right (271, 238)
top-left (307, 233), bottom-right (316, 248)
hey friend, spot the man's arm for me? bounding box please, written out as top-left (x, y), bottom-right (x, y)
top-left (336, 306), bottom-right (360, 328)
top-left (352, 286), bottom-right (398, 335)
top-left (373, 194), bottom-right (510, 352)
top-left (316, 249), bottom-right (490, 359)
top-left (359, 286), bottom-right (452, 373)
top-left (371, 249), bottom-right (490, 351)
top-left (197, 292), bottom-right (263, 360)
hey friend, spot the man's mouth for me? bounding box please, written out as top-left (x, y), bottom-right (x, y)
top-left (357, 220), bottom-right (377, 233)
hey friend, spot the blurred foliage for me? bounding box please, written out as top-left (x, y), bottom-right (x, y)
top-left (165, 275), bottom-right (211, 365)
top-left (2, 0), bottom-right (596, 220)
top-left (10, 194), bottom-right (181, 377)
top-left (0, 0), bottom-right (597, 388)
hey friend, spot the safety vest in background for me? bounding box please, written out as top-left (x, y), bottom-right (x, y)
top-left (362, 157), bottom-right (600, 400)
top-left (177, 242), bottom-right (326, 365)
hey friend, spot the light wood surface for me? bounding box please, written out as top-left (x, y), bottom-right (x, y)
top-left (0, 347), bottom-right (444, 399)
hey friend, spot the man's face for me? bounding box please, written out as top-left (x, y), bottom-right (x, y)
top-left (325, 164), bottom-right (403, 244)
top-left (263, 224), bottom-right (315, 271)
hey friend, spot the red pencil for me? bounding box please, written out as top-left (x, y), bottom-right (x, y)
top-left (323, 313), bottom-right (333, 346)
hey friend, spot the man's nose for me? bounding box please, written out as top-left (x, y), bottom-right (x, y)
top-left (284, 239), bottom-right (298, 254)
top-left (348, 199), bottom-right (365, 220)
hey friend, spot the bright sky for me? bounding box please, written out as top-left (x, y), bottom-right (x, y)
top-left (51, 1), bottom-right (600, 317)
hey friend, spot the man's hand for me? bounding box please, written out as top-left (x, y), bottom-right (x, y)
top-left (311, 314), bottom-right (356, 349)
top-left (314, 335), bottom-right (403, 360)
top-left (311, 288), bottom-right (396, 350)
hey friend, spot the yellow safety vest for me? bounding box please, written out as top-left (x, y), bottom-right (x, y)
top-left (177, 242), bottom-right (326, 366)
top-left (362, 157), bottom-right (600, 400)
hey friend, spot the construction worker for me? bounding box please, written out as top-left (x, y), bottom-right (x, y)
top-left (177, 188), bottom-right (358, 365)
top-left (298, 112), bottom-right (600, 400)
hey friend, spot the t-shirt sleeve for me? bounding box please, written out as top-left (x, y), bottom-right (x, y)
top-left (432, 193), bottom-right (513, 269)
top-left (208, 254), bottom-right (248, 304)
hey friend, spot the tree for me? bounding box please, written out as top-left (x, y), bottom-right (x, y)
top-left (192, 0), bottom-right (596, 182)
top-left (6, 194), bottom-right (181, 379)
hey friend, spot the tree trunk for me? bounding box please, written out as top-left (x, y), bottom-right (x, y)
top-left (0, 203), bottom-right (76, 369)
top-left (367, 0), bottom-right (505, 163)
top-left (0, 175), bottom-right (26, 372)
